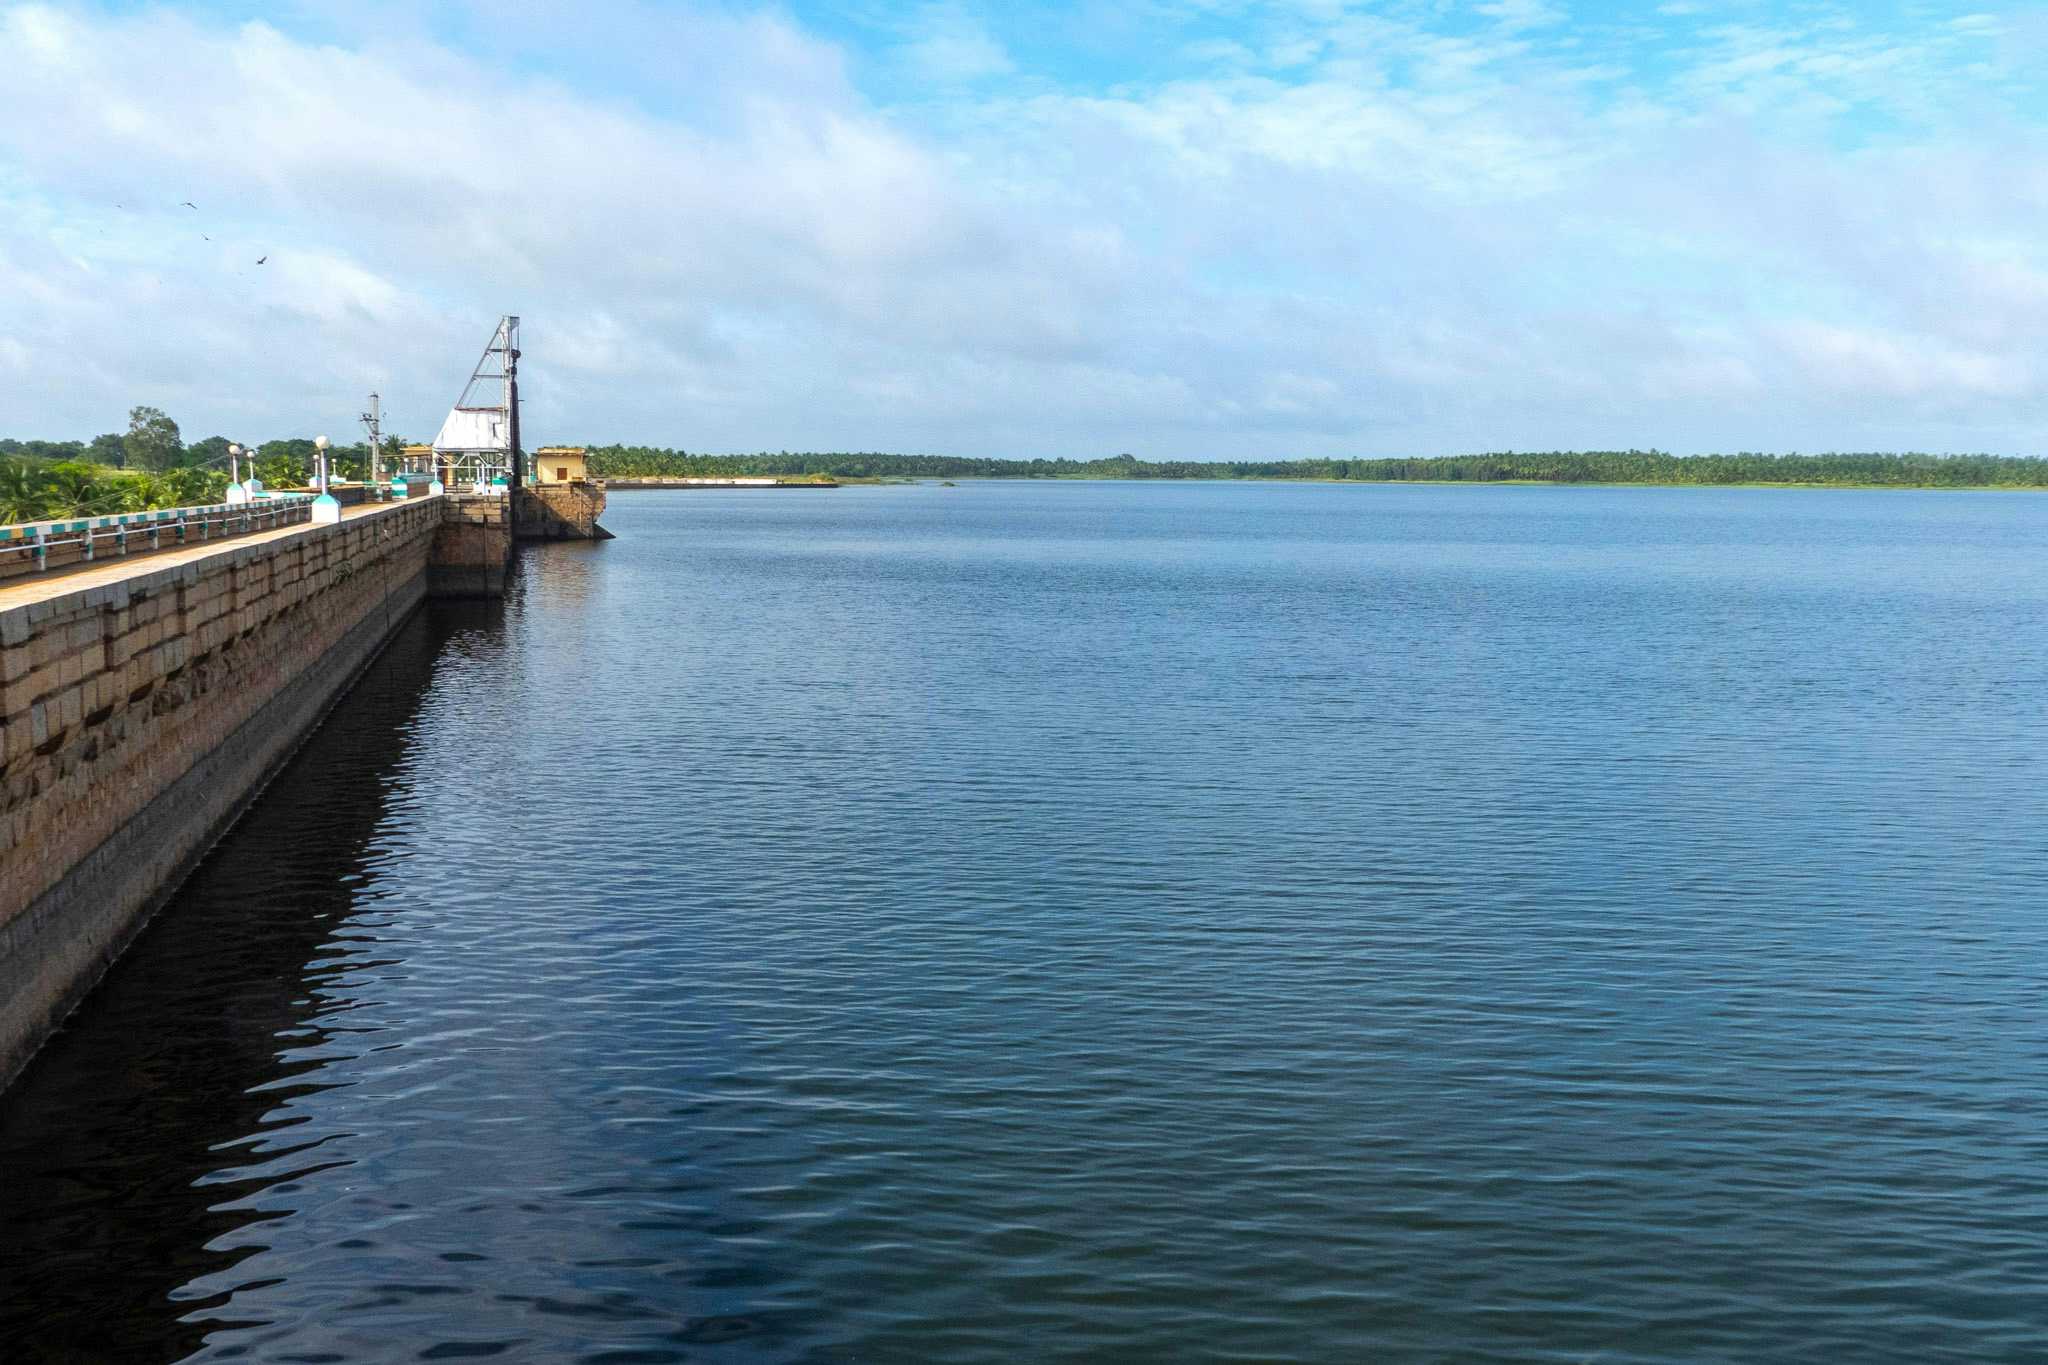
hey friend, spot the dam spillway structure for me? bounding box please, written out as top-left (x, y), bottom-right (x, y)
top-left (412, 316), bottom-right (609, 540)
top-left (421, 315), bottom-right (523, 495)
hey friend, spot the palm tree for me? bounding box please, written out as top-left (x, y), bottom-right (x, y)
top-left (161, 468), bottom-right (223, 506)
top-left (38, 462), bottom-right (112, 518)
top-left (0, 459), bottom-right (49, 523)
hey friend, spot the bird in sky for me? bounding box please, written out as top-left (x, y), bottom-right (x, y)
top-left (182, 201), bottom-right (197, 209)
top-left (256, 255), bottom-right (267, 264)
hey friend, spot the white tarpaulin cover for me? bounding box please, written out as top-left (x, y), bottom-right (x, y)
top-left (434, 407), bottom-right (508, 453)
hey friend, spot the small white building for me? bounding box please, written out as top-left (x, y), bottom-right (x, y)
top-left (434, 406), bottom-right (513, 489)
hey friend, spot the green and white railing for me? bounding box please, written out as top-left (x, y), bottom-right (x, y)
top-left (0, 492), bottom-right (320, 580)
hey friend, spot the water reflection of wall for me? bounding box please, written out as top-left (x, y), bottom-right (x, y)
top-left (0, 601), bottom-right (501, 1362)
top-left (0, 498), bottom-right (448, 1090)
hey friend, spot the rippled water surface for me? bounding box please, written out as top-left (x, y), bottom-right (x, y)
top-left (5, 482), bottom-right (2048, 1362)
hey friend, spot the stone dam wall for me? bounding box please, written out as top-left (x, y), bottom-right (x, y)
top-left (514, 483), bottom-right (611, 541)
top-left (433, 490), bottom-right (517, 594)
top-left (0, 496), bottom-right (510, 1090)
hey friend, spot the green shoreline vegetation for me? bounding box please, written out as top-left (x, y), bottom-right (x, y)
top-left (585, 447), bottom-right (2048, 490)
top-left (8, 410), bottom-right (2044, 524)
top-left (0, 406), bottom-right (397, 521)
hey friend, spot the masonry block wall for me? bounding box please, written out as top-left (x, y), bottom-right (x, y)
top-left (0, 498), bottom-right (446, 1089)
top-left (431, 492), bottom-right (515, 596)
top-left (513, 484), bottom-right (611, 541)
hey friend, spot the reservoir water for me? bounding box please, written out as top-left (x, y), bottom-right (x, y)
top-left (4, 481), bottom-right (2047, 1362)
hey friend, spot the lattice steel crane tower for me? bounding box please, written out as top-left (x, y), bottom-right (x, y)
top-left (426, 316), bottom-right (523, 492)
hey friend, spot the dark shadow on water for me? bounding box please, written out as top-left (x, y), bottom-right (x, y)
top-left (0, 602), bottom-right (501, 1364)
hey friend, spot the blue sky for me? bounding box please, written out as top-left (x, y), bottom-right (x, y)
top-left (1, 0), bottom-right (2044, 457)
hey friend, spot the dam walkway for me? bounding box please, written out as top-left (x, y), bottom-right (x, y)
top-left (0, 500), bottom-right (400, 614)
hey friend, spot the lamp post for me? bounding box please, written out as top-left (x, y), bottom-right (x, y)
top-left (311, 434), bottom-right (342, 523)
top-left (225, 443), bottom-right (248, 505)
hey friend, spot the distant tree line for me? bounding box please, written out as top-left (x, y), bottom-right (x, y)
top-left (0, 406), bottom-right (406, 521)
top-left (9, 421), bottom-right (2045, 523)
top-left (583, 447), bottom-right (2048, 488)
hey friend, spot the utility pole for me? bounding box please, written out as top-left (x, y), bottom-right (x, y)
top-left (505, 317), bottom-right (524, 491)
top-left (360, 393), bottom-right (384, 489)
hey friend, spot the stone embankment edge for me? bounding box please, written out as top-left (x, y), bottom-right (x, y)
top-left (0, 500), bottom-right (443, 1094)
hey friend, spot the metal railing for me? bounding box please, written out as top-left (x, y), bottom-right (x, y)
top-left (0, 493), bottom-right (320, 584)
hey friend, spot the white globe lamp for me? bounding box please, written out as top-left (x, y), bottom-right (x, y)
top-left (311, 434), bottom-right (342, 523)
top-left (224, 443), bottom-right (250, 504)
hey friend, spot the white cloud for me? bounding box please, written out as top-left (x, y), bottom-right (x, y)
top-left (1475, 0), bottom-right (1565, 34)
top-left (898, 4), bottom-right (1014, 84)
top-left (0, 2), bottom-right (1103, 445)
top-left (0, 0), bottom-right (2043, 457)
top-left (1768, 321), bottom-right (2033, 402)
